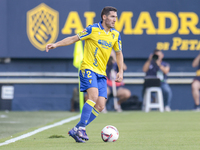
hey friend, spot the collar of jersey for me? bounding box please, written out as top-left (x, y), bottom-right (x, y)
top-left (98, 21), bottom-right (113, 32)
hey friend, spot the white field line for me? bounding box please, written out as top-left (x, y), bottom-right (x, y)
top-left (0, 121), bottom-right (20, 124)
top-left (0, 114), bottom-right (81, 147)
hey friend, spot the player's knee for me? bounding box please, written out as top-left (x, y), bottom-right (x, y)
top-left (163, 86), bottom-right (171, 94)
top-left (124, 90), bottom-right (131, 99)
top-left (191, 82), bottom-right (199, 90)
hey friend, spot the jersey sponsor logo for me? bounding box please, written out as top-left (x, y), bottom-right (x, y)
top-left (98, 40), bottom-right (112, 49)
top-left (78, 29), bottom-right (88, 37)
top-left (27, 3), bottom-right (59, 51)
top-left (82, 29), bottom-right (87, 32)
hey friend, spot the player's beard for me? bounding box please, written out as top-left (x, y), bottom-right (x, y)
top-left (105, 18), bottom-right (115, 29)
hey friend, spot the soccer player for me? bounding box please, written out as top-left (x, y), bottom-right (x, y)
top-left (46, 6), bottom-right (124, 143)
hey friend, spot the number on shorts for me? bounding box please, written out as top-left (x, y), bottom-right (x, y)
top-left (87, 71), bottom-right (92, 78)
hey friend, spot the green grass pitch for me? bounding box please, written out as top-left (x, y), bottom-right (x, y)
top-left (0, 111), bottom-right (200, 150)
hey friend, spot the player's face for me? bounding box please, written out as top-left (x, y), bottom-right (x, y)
top-left (104, 11), bottom-right (117, 28)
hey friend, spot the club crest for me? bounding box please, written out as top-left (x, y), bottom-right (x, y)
top-left (89, 79), bottom-right (92, 84)
top-left (111, 33), bottom-right (115, 39)
top-left (27, 3), bottom-right (59, 51)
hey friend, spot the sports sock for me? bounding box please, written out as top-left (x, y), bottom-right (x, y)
top-left (86, 107), bottom-right (100, 126)
top-left (76, 100), bottom-right (96, 128)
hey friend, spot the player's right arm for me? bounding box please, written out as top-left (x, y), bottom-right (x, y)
top-left (46, 35), bottom-right (80, 52)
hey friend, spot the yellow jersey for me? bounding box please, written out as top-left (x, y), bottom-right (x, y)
top-left (77, 21), bottom-right (122, 76)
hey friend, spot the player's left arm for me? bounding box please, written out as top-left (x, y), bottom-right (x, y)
top-left (115, 51), bottom-right (124, 82)
top-left (113, 32), bottom-right (123, 82)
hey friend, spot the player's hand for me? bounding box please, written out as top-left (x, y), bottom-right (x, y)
top-left (115, 72), bottom-right (123, 82)
top-left (46, 43), bottom-right (57, 52)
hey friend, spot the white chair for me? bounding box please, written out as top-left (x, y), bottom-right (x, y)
top-left (143, 87), bottom-right (164, 112)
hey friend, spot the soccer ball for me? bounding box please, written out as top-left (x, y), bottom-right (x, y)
top-left (101, 125), bottom-right (119, 142)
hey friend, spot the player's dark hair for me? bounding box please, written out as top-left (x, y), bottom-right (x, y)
top-left (101, 6), bottom-right (117, 20)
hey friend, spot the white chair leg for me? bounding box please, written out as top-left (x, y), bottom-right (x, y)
top-left (143, 87), bottom-right (164, 113)
top-left (158, 89), bottom-right (164, 112)
top-left (145, 90), bottom-right (151, 112)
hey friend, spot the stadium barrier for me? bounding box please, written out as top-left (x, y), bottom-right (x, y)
top-left (0, 72), bottom-right (195, 84)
